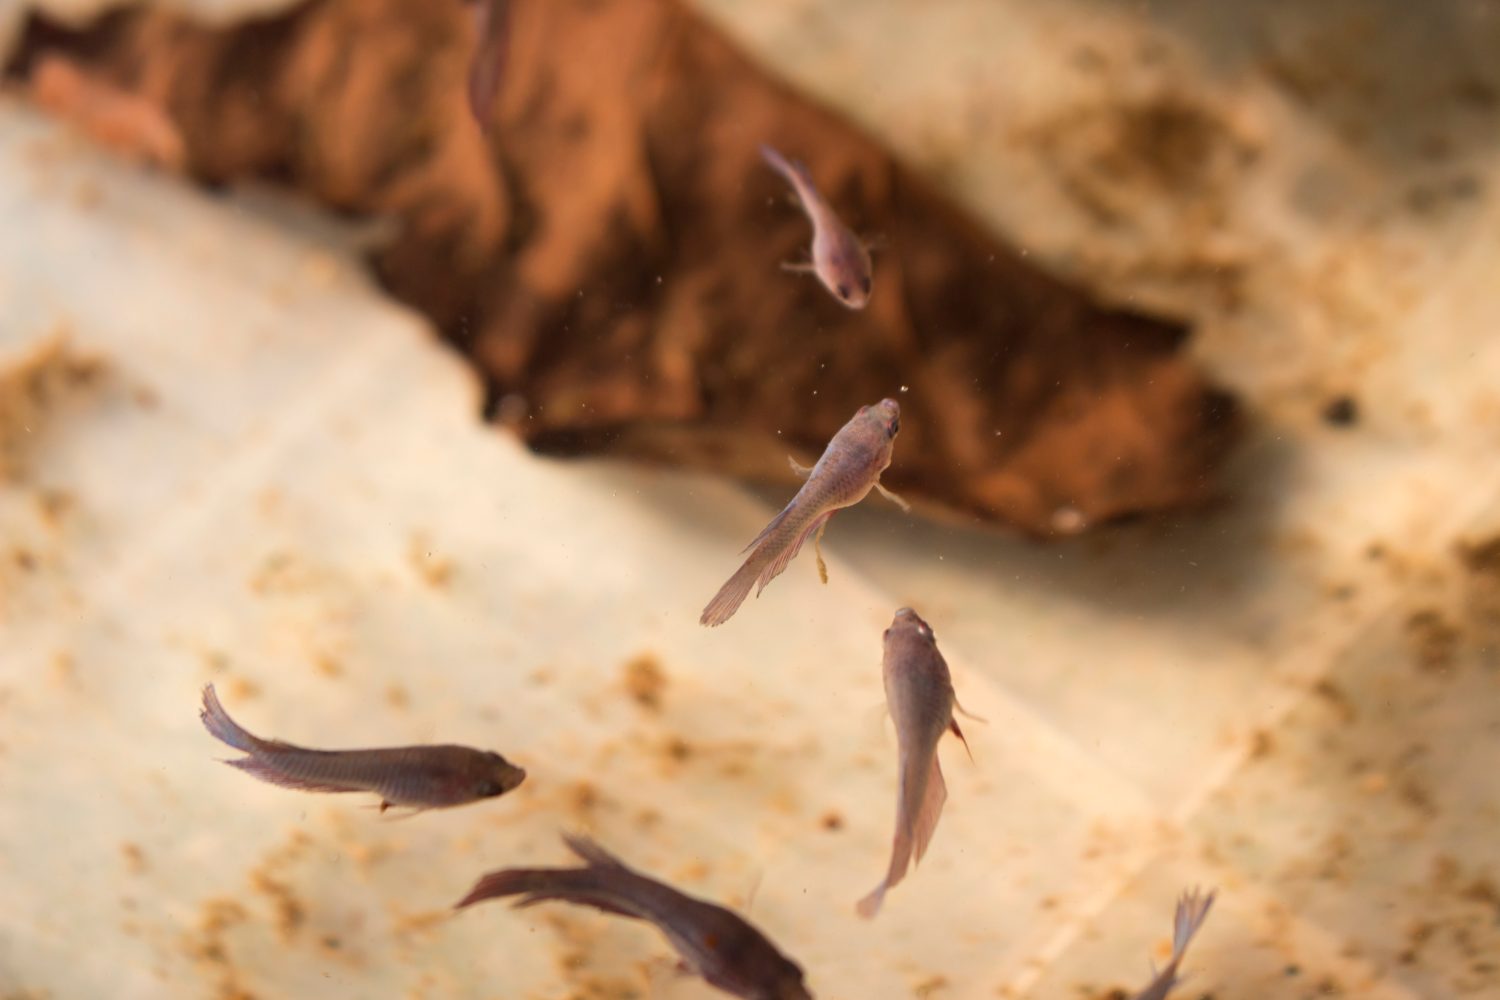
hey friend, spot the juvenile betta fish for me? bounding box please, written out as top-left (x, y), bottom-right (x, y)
top-left (1132, 888), bottom-right (1216, 1000)
top-left (199, 684), bottom-right (525, 813)
top-left (760, 144), bottom-right (874, 309)
top-left (464, 0), bottom-right (511, 130)
top-left (457, 833), bottom-right (813, 1000)
top-left (700, 398), bottom-right (907, 628)
top-left (857, 608), bottom-right (976, 918)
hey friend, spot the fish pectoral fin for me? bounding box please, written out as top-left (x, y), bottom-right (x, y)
top-left (949, 718), bottom-right (975, 763)
top-left (787, 455), bottom-right (813, 478)
top-left (954, 696), bottom-right (987, 724)
top-left (862, 232), bottom-right (889, 254)
top-left (875, 480), bottom-right (911, 512)
top-left (779, 260), bottom-right (817, 274)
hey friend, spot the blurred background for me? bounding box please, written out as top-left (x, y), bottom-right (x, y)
top-left (1, 0), bottom-right (1498, 997)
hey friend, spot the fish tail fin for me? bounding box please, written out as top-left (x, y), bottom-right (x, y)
top-left (948, 717), bottom-right (974, 763)
top-left (700, 555), bottom-right (763, 627)
top-left (911, 755), bottom-right (948, 866)
top-left (1171, 887), bottom-right (1216, 959)
top-left (199, 684), bottom-right (262, 753)
top-left (855, 882), bottom-right (887, 919)
top-left (755, 510), bottom-right (831, 596)
top-left (456, 865), bottom-right (641, 919)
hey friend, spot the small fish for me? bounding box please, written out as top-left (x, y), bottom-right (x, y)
top-left (199, 684), bottom-right (525, 813)
top-left (700, 398), bottom-right (907, 627)
top-left (1132, 888), bottom-right (1216, 1000)
top-left (760, 144), bottom-right (874, 309)
top-left (465, 0), bottom-right (511, 130)
top-left (457, 833), bottom-right (813, 1000)
top-left (857, 608), bottom-right (976, 918)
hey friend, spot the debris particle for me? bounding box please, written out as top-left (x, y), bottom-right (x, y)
top-left (819, 810), bottom-right (844, 832)
top-left (120, 842), bottom-right (147, 875)
top-left (312, 652), bottom-right (343, 678)
top-left (1405, 608), bottom-right (1459, 673)
top-left (406, 534), bottom-right (454, 588)
top-left (622, 653), bottom-right (666, 711)
top-left (1248, 728), bottom-right (1274, 759)
top-left (1321, 395), bottom-right (1359, 427)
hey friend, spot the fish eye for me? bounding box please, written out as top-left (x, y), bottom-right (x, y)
top-left (860, 276), bottom-right (872, 294)
top-left (887, 415), bottom-right (900, 436)
top-left (836, 284), bottom-right (851, 299)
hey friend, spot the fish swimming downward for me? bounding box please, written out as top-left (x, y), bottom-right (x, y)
top-left (1131, 888), bottom-right (1216, 1000)
top-left (700, 398), bottom-right (907, 627)
top-left (199, 684), bottom-right (526, 813)
top-left (857, 608), bottom-right (976, 918)
top-left (457, 833), bottom-right (813, 1000)
top-left (760, 144), bottom-right (874, 309)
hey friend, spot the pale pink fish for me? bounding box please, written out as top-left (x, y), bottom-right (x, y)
top-left (857, 608), bottom-right (975, 918)
top-left (700, 398), bottom-right (906, 627)
top-left (1132, 888), bottom-right (1216, 1000)
top-left (199, 684), bottom-right (526, 813)
top-left (457, 834), bottom-right (813, 1000)
top-left (464, 0), bottom-right (511, 131)
top-left (761, 144), bottom-right (874, 309)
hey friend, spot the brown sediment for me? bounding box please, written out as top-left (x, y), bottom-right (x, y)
top-left (621, 653), bottom-right (666, 712)
top-left (1405, 608), bottom-right (1460, 674)
top-left (7, 0), bottom-right (1240, 535)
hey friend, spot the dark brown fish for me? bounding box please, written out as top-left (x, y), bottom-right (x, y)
top-left (1132, 888), bottom-right (1216, 1000)
top-left (858, 608), bottom-right (974, 918)
top-left (465, 0), bottom-right (511, 130)
top-left (761, 144), bottom-right (873, 309)
top-left (457, 834), bottom-right (813, 1000)
top-left (700, 398), bottom-right (905, 627)
top-left (199, 684), bottom-right (525, 812)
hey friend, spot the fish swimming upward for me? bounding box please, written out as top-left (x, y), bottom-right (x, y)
top-left (700, 398), bottom-right (907, 628)
top-left (1131, 888), bottom-right (1216, 1000)
top-left (199, 684), bottom-right (526, 813)
top-left (457, 833), bottom-right (813, 1000)
top-left (857, 608), bottom-right (976, 918)
top-left (760, 144), bottom-right (874, 309)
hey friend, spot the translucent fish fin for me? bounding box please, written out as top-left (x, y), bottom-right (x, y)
top-left (875, 480), bottom-right (910, 513)
top-left (954, 695), bottom-right (987, 724)
top-left (948, 718), bottom-right (974, 763)
top-left (813, 516), bottom-right (830, 585)
top-left (740, 498), bottom-right (798, 556)
top-left (756, 510), bottom-right (831, 596)
top-left (779, 260), bottom-right (816, 275)
top-left (911, 755), bottom-right (948, 867)
top-left (787, 455), bottom-right (813, 478)
top-left (199, 684), bottom-right (262, 753)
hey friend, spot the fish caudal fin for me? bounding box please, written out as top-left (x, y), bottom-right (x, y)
top-left (1171, 888), bottom-right (1215, 959)
top-left (199, 684), bottom-right (262, 753)
top-left (911, 755), bottom-right (948, 867)
top-left (858, 750), bottom-right (947, 919)
top-left (759, 144), bottom-right (812, 188)
top-left (700, 507), bottom-right (825, 627)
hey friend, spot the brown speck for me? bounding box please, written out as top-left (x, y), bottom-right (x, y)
top-left (621, 653), bottom-right (666, 711)
top-left (50, 651), bottom-right (76, 688)
top-left (661, 736), bottom-right (692, 763)
top-left (120, 842), bottom-right (147, 875)
top-left (312, 652), bottom-right (343, 678)
top-left (407, 534), bottom-right (454, 588)
top-left (386, 683), bottom-right (410, 709)
top-left (1358, 772), bottom-right (1388, 794)
top-left (228, 677), bottom-right (260, 701)
top-left (915, 974), bottom-right (949, 998)
top-left (569, 781), bottom-right (600, 816)
top-left (819, 810), bottom-right (844, 832)
top-left (1406, 608), bottom-right (1459, 673)
top-left (249, 870), bottom-right (305, 941)
top-left (12, 547), bottom-right (37, 572)
top-left (1312, 679), bottom-right (1357, 724)
top-left (36, 489), bottom-right (74, 527)
top-left (1321, 395), bottom-right (1358, 427)
top-left (1248, 728), bottom-right (1274, 759)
